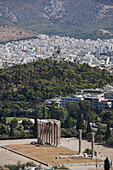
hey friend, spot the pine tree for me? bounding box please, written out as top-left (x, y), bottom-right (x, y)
top-left (86, 116), bottom-right (91, 133)
top-left (76, 113), bottom-right (83, 130)
top-left (42, 104), bottom-right (46, 119)
top-left (105, 123), bottom-right (111, 141)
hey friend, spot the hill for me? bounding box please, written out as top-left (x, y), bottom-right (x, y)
top-left (0, 25), bottom-right (37, 43)
top-left (1, 0), bottom-right (113, 39)
top-left (0, 59), bottom-right (113, 105)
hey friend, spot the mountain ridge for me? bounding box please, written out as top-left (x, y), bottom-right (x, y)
top-left (1, 0), bottom-right (113, 39)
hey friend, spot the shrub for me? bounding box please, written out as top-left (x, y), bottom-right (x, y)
top-left (106, 136), bottom-right (113, 147)
top-left (84, 148), bottom-right (97, 156)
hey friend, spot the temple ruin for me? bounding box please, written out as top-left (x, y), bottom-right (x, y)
top-left (78, 129), bottom-right (95, 159)
top-left (37, 119), bottom-right (61, 147)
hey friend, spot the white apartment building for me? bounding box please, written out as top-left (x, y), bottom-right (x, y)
top-left (60, 95), bottom-right (83, 107)
top-left (105, 92), bottom-right (113, 99)
top-left (98, 99), bottom-right (113, 113)
top-left (44, 95), bottom-right (83, 107)
top-left (84, 96), bottom-right (112, 113)
top-left (44, 92), bottom-right (112, 113)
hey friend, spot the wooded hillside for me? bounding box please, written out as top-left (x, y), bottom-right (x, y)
top-left (0, 59), bottom-right (112, 103)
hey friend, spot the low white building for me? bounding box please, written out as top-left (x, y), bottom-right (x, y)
top-left (60, 95), bottom-right (83, 107)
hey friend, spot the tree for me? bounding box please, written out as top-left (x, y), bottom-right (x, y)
top-left (67, 117), bottom-right (77, 128)
top-left (10, 118), bottom-right (18, 137)
top-left (32, 104), bottom-right (45, 137)
top-left (76, 112), bottom-right (84, 130)
top-left (84, 148), bottom-right (97, 156)
top-left (10, 104), bottom-right (21, 117)
top-left (49, 101), bottom-right (56, 119)
top-left (61, 128), bottom-right (78, 137)
top-left (0, 123), bottom-right (8, 135)
top-left (66, 102), bottom-right (79, 119)
top-left (22, 119), bottom-right (27, 130)
top-left (11, 118), bottom-right (18, 128)
top-left (95, 126), bottom-right (106, 142)
top-left (42, 104), bottom-right (46, 119)
top-left (104, 157), bottom-right (110, 170)
top-left (105, 123), bottom-right (111, 141)
top-left (53, 106), bottom-right (68, 124)
top-left (0, 108), bottom-right (10, 124)
top-left (106, 136), bottom-right (113, 147)
top-left (100, 110), bottom-right (113, 123)
top-left (86, 116), bottom-right (91, 133)
top-left (78, 100), bottom-right (94, 121)
top-left (33, 104), bottom-right (43, 119)
top-left (27, 119), bottom-right (33, 127)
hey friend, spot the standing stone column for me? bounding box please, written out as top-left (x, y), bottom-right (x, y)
top-left (47, 123), bottom-right (50, 144)
top-left (46, 123), bottom-right (48, 143)
top-left (78, 129), bottom-right (82, 156)
top-left (57, 121), bottom-right (61, 147)
top-left (43, 122), bottom-right (46, 144)
top-left (37, 121), bottom-right (41, 144)
top-left (54, 123), bottom-right (56, 146)
top-left (49, 122), bottom-right (51, 144)
top-left (91, 133), bottom-right (95, 159)
top-left (42, 122), bottom-right (45, 145)
top-left (55, 124), bottom-right (58, 146)
top-left (51, 122), bottom-right (54, 146)
top-left (46, 123), bottom-right (48, 144)
top-left (40, 122), bottom-right (43, 144)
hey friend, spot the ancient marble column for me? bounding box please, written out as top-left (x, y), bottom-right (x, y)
top-left (42, 122), bottom-right (45, 145)
top-left (49, 122), bottom-right (51, 144)
top-left (55, 123), bottom-right (59, 146)
top-left (57, 121), bottom-right (61, 147)
top-left (51, 122), bottom-right (54, 146)
top-left (40, 122), bottom-right (43, 144)
top-left (91, 133), bottom-right (95, 159)
top-left (79, 129), bottom-right (82, 156)
top-left (37, 121), bottom-right (41, 144)
top-left (54, 123), bottom-right (56, 146)
top-left (43, 122), bottom-right (46, 145)
top-left (46, 123), bottom-right (48, 143)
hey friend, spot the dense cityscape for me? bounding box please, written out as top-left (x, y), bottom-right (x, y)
top-left (0, 34), bottom-right (113, 73)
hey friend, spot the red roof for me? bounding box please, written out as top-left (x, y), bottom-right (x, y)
top-left (101, 99), bottom-right (113, 102)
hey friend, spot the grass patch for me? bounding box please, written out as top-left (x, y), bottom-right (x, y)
top-left (6, 117), bottom-right (29, 122)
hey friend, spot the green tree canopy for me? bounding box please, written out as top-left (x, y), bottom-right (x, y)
top-left (0, 123), bottom-right (8, 135)
top-left (100, 110), bottom-right (113, 123)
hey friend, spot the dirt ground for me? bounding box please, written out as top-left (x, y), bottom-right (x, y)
top-left (4, 144), bottom-right (100, 166)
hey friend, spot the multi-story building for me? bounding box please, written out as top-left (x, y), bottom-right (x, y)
top-left (44, 87), bottom-right (113, 113)
top-left (60, 95), bottom-right (83, 107)
top-left (98, 99), bottom-right (113, 113)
